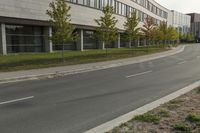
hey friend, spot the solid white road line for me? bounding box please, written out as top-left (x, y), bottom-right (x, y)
top-left (126, 70), bottom-right (152, 78)
top-left (0, 96), bottom-right (34, 105)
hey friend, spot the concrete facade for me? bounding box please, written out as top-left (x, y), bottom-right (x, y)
top-left (0, 23), bottom-right (6, 55)
top-left (171, 10), bottom-right (191, 34)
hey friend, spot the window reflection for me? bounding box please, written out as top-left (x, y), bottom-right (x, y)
top-left (6, 25), bottom-right (46, 53)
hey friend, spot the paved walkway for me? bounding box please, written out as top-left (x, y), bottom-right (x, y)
top-left (0, 45), bottom-right (185, 83)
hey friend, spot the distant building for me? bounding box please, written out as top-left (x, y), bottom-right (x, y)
top-left (169, 10), bottom-right (191, 34)
top-left (187, 13), bottom-right (200, 42)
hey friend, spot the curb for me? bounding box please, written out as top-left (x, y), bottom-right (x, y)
top-left (0, 45), bottom-right (185, 84)
top-left (84, 80), bottom-right (200, 133)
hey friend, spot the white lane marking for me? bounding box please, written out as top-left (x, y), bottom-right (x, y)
top-left (126, 70), bottom-right (153, 78)
top-left (0, 96), bottom-right (34, 105)
top-left (178, 61), bottom-right (186, 65)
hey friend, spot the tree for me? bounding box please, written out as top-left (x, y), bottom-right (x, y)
top-left (141, 16), bottom-right (156, 46)
top-left (151, 27), bottom-right (161, 45)
top-left (167, 26), bottom-right (179, 44)
top-left (95, 6), bottom-right (118, 55)
top-left (158, 21), bottom-right (168, 44)
top-left (186, 32), bottom-right (195, 42)
top-left (46, 0), bottom-right (76, 62)
top-left (124, 12), bottom-right (140, 48)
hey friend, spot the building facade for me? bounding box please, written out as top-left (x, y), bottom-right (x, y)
top-left (0, 0), bottom-right (190, 55)
top-left (170, 10), bottom-right (191, 34)
top-left (187, 13), bottom-right (200, 42)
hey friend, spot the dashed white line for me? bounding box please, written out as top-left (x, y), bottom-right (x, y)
top-left (169, 56), bottom-right (185, 61)
top-left (177, 61), bottom-right (186, 65)
top-left (126, 70), bottom-right (153, 78)
top-left (0, 96), bottom-right (34, 105)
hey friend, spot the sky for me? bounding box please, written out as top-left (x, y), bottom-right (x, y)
top-left (154, 0), bottom-right (200, 14)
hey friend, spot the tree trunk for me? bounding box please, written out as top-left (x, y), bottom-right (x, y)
top-left (129, 39), bottom-right (132, 48)
top-left (106, 43), bottom-right (108, 57)
top-left (62, 42), bottom-right (65, 63)
top-left (137, 37), bottom-right (140, 47)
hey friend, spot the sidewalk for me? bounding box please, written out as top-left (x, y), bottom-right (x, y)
top-left (0, 45), bottom-right (185, 84)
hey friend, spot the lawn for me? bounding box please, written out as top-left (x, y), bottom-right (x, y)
top-left (0, 46), bottom-right (167, 72)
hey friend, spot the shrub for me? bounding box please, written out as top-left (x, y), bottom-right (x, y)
top-left (158, 110), bottom-right (169, 117)
top-left (174, 123), bottom-right (191, 132)
top-left (134, 113), bottom-right (160, 123)
top-left (186, 113), bottom-right (200, 123)
top-left (197, 87), bottom-right (200, 94)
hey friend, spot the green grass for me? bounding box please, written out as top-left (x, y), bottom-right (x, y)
top-left (134, 113), bottom-right (160, 124)
top-left (0, 46), bottom-right (166, 72)
top-left (158, 109), bottom-right (170, 117)
top-left (197, 87), bottom-right (200, 94)
top-left (165, 99), bottom-right (183, 110)
top-left (174, 123), bottom-right (191, 132)
top-left (186, 113), bottom-right (200, 123)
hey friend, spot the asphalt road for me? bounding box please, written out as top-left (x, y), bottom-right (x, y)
top-left (0, 44), bottom-right (200, 133)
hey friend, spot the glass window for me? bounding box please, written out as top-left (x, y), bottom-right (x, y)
top-left (77, 0), bottom-right (83, 5)
top-left (6, 25), bottom-right (46, 53)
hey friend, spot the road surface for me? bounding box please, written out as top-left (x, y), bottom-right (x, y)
top-left (0, 44), bottom-right (200, 133)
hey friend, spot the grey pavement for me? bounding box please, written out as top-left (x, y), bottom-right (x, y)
top-left (0, 45), bottom-right (184, 83)
top-left (0, 44), bottom-right (200, 133)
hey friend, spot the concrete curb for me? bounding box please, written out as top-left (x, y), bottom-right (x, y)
top-left (0, 45), bottom-right (185, 84)
top-left (84, 80), bottom-right (200, 133)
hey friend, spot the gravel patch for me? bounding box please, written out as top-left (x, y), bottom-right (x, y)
top-left (108, 87), bottom-right (200, 133)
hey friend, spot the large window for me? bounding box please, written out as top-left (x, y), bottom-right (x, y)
top-left (6, 25), bottom-right (46, 53)
top-left (83, 30), bottom-right (97, 49)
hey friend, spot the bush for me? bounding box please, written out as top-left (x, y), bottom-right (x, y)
top-left (165, 99), bottom-right (183, 110)
top-left (134, 113), bottom-right (160, 123)
top-left (174, 123), bottom-right (191, 132)
top-left (158, 110), bottom-right (169, 117)
top-left (186, 113), bottom-right (200, 123)
top-left (197, 87), bottom-right (200, 94)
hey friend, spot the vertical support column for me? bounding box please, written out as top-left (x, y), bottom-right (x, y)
top-left (0, 23), bottom-right (7, 55)
top-left (44, 26), bottom-right (53, 53)
top-left (137, 37), bottom-right (140, 47)
top-left (102, 42), bottom-right (105, 49)
top-left (80, 29), bottom-right (84, 51)
top-left (49, 27), bottom-right (53, 53)
top-left (117, 33), bottom-right (121, 48)
top-left (77, 29), bottom-right (84, 51)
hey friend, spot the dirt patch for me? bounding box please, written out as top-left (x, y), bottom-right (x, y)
top-left (108, 88), bottom-right (200, 133)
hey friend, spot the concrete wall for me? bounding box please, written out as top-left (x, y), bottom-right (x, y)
top-left (0, 23), bottom-right (2, 54)
top-left (0, 23), bottom-right (6, 55)
top-left (0, 0), bottom-right (51, 21)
